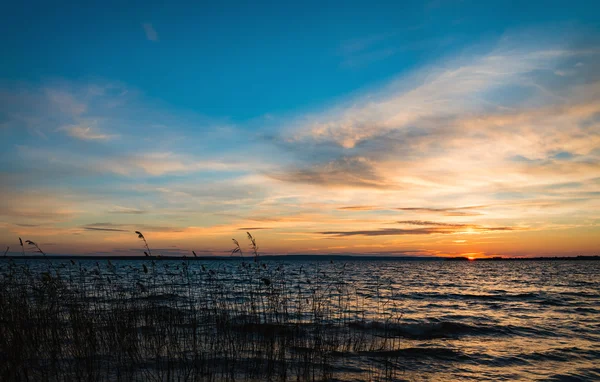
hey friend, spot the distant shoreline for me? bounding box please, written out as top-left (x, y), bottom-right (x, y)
top-left (2, 254), bottom-right (599, 261)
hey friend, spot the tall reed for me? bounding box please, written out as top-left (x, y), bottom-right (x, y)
top-left (0, 233), bottom-right (405, 381)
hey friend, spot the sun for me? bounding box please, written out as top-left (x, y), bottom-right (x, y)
top-left (467, 256), bottom-right (476, 261)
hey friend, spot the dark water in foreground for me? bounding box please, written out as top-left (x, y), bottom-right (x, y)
top-left (9, 259), bottom-right (600, 381)
top-left (342, 260), bottom-right (600, 381)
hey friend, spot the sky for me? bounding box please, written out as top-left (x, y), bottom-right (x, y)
top-left (1, 0), bottom-right (599, 258)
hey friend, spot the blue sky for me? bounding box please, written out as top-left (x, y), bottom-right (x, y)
top-left (1, 1), bottom-right (599, 256)
top-left (3, 0), bottom-right (597, 119)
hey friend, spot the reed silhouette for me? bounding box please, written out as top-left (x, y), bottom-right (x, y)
top-left (0, 232), bottom-right (404, 381)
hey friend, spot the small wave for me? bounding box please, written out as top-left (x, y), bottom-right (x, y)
top-left (558, 291), bottom-right (600, 298)
top-left (529, 347), bottom-right (600, 362)
top-left (476, 354), bottom-right (531, 366)
top-left (360, 347), bottom-right (467, 360)
top-left (538, 297), bottom-right (572, 306)
top-left (481, 347), bottom-right (600, 368)
top-left (574, 307), bottom-right (599, 313)
top-left (408, 291), bottom-right (539, 302)
top-left (348, 320), bottom-right (553, 339)
top-left (545, 368), bottom-right (600, 382)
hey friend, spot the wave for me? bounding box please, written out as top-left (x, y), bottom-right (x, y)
top-left (558, 291), bottom-right (600, 298)
top-left (407, 291), bottom-right (539, 302)
top-left (525, 347), bottom-right (600, 362)
top-left (347, 319), bottom-right (554, 339)
top-left (574, 307), bottom-right (599, 313)
top-left (403, 291), bottom-right (598, 308)
top-left (543, 368), bottom-right (600, 382)
top-left (471, 346), bottom-right (600, 370)
top-left (359, 347), bottom-right (467, 360)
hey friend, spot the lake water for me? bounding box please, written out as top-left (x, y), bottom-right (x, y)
top-left (4, 258), bottom-right (600, 381)
top-left (335, 260), bottom-right (600, 381)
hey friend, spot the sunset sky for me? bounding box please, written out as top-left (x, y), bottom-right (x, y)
top-left (1, 1), bottom-right (599, 257)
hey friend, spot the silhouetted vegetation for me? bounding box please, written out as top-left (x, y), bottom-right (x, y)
top-left (0, 233), bottom-right (405, 381)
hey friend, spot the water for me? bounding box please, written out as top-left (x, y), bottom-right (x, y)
top-left (341, 260), bottom-right (600, 381)
top-left (6, 258), bottom-right (600, 381)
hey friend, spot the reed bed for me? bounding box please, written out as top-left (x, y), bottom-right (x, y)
top-left (0, 233), bottom-right (405, 381)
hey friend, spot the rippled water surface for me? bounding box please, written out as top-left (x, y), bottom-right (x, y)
top-left (12, 259), bottom-right (600, 381)
top-left (340, 260), bottom-right (600, 381)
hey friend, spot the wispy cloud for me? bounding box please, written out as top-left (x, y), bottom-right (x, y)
top-left (287, 40), bottom-right (599, 151)
top-left (395, 207), bottom-right (484, 216)
top-left (337, 206), bottom-right (380, 211)
top-left (337, 206), bottom-right (485, 215)
top-left (142, 23), bottom-right (158, 42)
top-left (59, 124), bottom-right (117, 141)
top-left (395, 220), bottom-right (472, 227)
top-left (107, 206), bottom-right (147, 214)
top-left (46, 89), bottom-right (87, 116)
top-left (124, 152), bottom-right (251, 176)
top-left (82, 222), bottom-right (183, 233)
top-left (83, 226), bottom-right (129, 232)
top-left (320, 224), bottom-right (519, 237)
top-left (14, 146), bottom-right (259, 177)
top-left (0, 189), bottom-right (79, 224)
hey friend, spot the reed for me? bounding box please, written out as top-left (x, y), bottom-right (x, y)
top-left (135, 231), bottom-right (152, 257)
top-left (0, 233), bottom-right (405, 381)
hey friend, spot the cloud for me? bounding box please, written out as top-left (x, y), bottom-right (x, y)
top-left (84, 226), bottom-right (129, 232)
top-left (0, 188), bottom-right (79, 223)
top-left (395, 220), bottom-right (470, 227)
top-left (339, 32), bottom-right (456, 69)
top-left (46, 89), bottom-right (87, 116)
top-left (320, 224), bottom-right (519, 237)
top-left (142, 23), bottom-right (158, 42)
top-left (338, 205), bottom-right (380, 211)
top-left (268, 156), bottom-right (395, 189)
top-left (336, 205), bottom-right (485, 215)
top-left (59, 124), bottom-right (117, 141)
top-left (255, 34), bottom-right (598, 207)
top-left (320, 228), bottom-right (447, 236)
top-left (14, 145), bottom-right (257, 177)
top-left (125, 152), bottom-right (222, 176)
top-left (107, 206), bottom-right (147, 214)
top-left (338, 31), bottom-right (400, 68)
top-left (395, 207), bottom-right (485, 216)
top-left (82, 222), bottom-right (183, 233)
top-left (284, 36), bottom-right (600, 149)
top-left (110, 152), bottom-right (269, 177)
